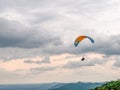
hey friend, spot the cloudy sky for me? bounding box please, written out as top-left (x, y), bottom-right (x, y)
top-left (0, 0), bottom-right (120, 84)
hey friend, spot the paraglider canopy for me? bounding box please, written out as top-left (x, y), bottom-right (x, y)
top-left (74, 35), bottom-right (94, 47)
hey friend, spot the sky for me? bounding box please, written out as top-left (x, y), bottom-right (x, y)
top-left (0, 0), bottom-right (120, 84)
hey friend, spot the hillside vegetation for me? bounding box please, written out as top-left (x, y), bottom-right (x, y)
top-left (90, 79), bottom-right (120, 90)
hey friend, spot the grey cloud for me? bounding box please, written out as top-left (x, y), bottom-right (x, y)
top-left (0, 0), bottom-right (119, 62)
top-left (30, 66), bottom-right (57, 74)
top-left (62, 58), bottom-right (106, 69)
top-left (0, 0), bottom-right (113, 12)
top-left (113, 61), bottom-right (120, 67)
top-left (62, 60), bottom-right (94, 69)
top-left (0, 32), bottom-right (120, 62)
top-left (0, 18), bottom-right (62, 48)
top-left (93, 35), bottom-right (120, 55)
top-left (24, 56), bottom-right (50, 64)
top-left (113, 57), bottom-right (120, 67)
top-left (0, 0), bottom-right (46, 11)
top-left (62, 55), bottom-right (120, 69)
top-left (42, 34), bottom-right (120, 55)
top-left (0, 0), bottom-right (115, 22)
top-left (24, 59), bottom-right (34, 63)
top-left (40, 56), bottom-right (50, 63)
top-left (0, 48), bottom-right (41, 61)
top-left (28, 12), bottom-right (59, 25)
top-left (69, 34), bottom-right (120, 55)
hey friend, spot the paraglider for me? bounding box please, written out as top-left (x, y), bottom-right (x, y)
top-left (81, 57), bottom-right (85, 61)
top-left (74, 35), bottom-right (94, 61)
top-left (74, 35), bottom-right (94, 47)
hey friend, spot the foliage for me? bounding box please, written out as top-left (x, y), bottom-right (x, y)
top-left (90, 79), bottom-right (120, 90)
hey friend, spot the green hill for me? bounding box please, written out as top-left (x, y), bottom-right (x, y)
top-left (90, 79), bottom-right (120, 90)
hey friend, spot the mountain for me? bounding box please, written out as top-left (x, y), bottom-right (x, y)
top-left (0, 82), bottom-right (103, 90)
top-left (50, 82), bottom-right (103, 90)
top-left (90, 79), bottom-right (120, 90)
top-left (0, 83), bottom-right (65, 90)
